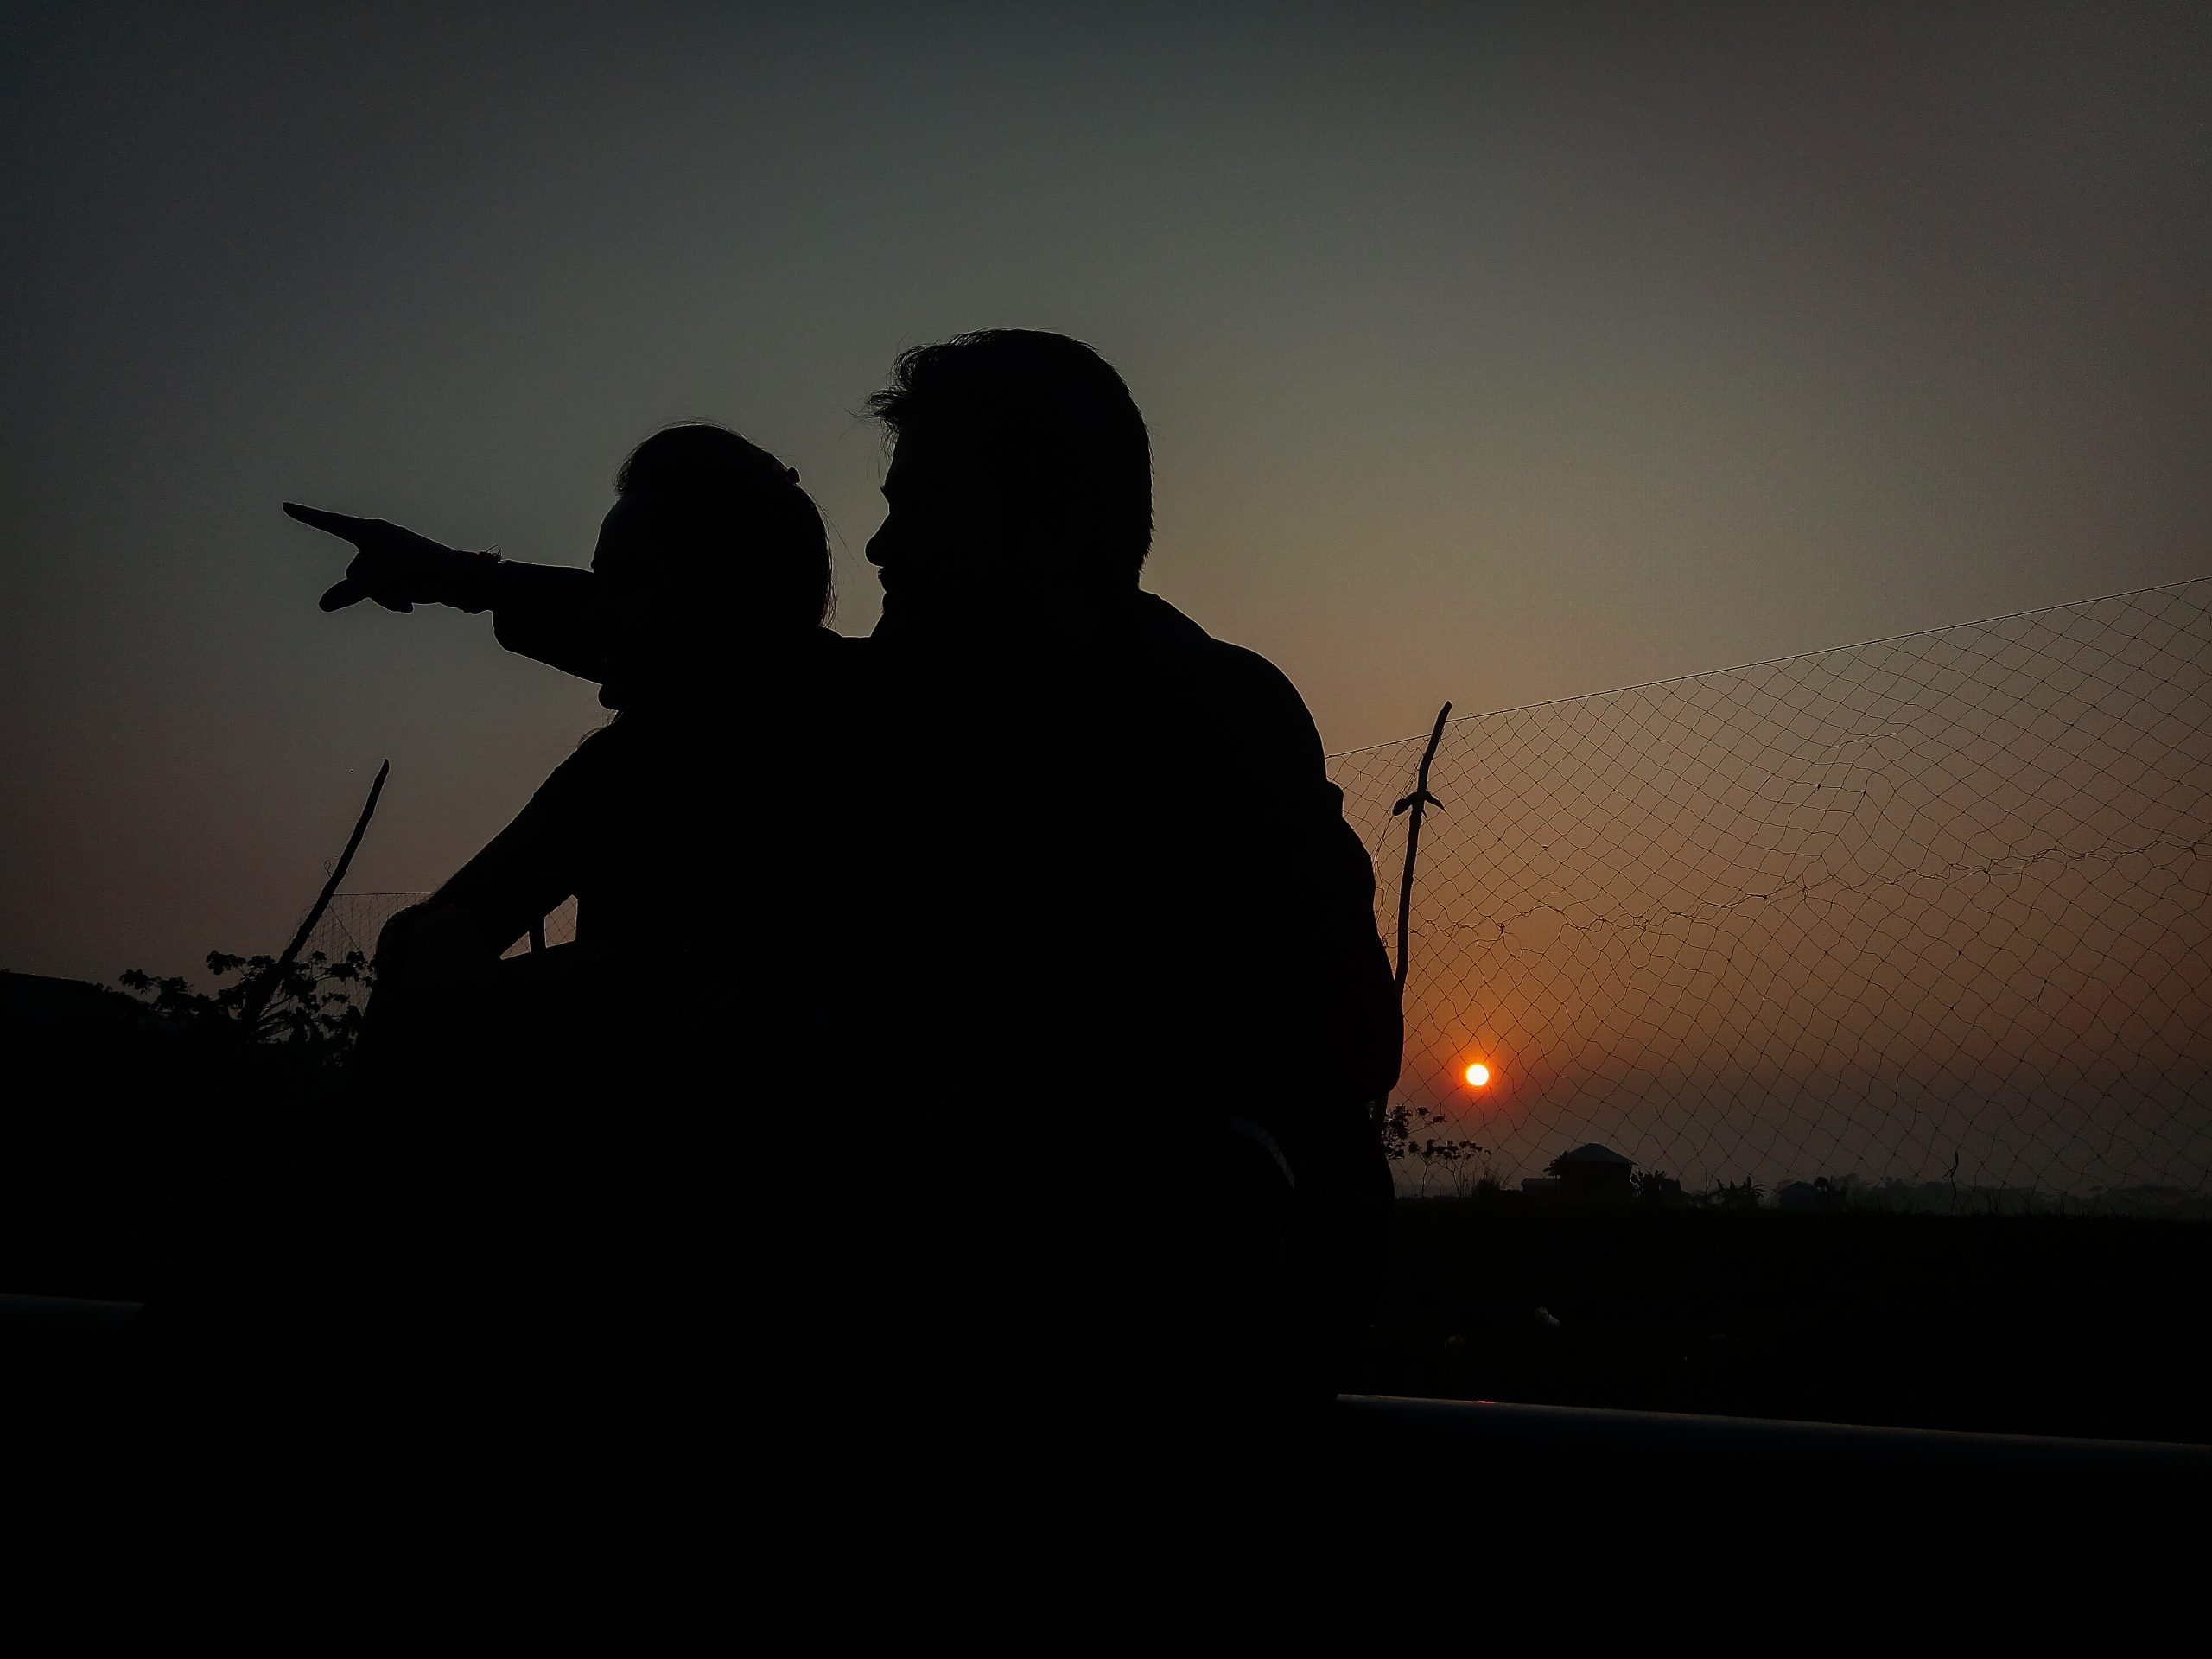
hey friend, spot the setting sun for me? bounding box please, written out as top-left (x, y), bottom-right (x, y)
top-left (1464, 1063), bottom-right (1491, 1088)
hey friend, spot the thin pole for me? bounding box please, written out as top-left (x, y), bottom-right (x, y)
top-left (236, 760), bottom-right (391, 1039)
top-left (1393, 702), bottom-right (1452, 1001)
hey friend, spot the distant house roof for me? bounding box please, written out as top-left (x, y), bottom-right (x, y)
top-left (1777, 1181), bottom-right (1820, 1198)
top-left (1555, 1142), bottom-right (1634, 1166)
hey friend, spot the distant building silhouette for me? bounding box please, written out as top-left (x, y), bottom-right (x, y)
top-left (1777, 1179), bottom-right (1847, 1212)
top-left (1548, 1142), bottom-right (1634, 1205)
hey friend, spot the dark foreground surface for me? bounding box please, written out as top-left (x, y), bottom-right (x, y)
top-left (8, 1167), bottom-right (2212, 1440)
top-left (1360, 1198), bottom-right (2212, 1443)
top-left (5, 1294), bottom-right (2204, 1650)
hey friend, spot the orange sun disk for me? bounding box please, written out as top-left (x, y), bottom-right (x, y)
top-left (1464, 1063), bottom-right (1491, 1088)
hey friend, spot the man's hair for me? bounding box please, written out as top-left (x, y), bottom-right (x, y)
top-left (866, 330), bottom-right (1153, 580)
top-left (614, 423), bottom-right (831, 625)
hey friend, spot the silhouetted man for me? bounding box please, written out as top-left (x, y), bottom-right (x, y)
top-left (291, 333), bottom-right (1402, 1452)
top-left (837, 340), bottom-right (1403, 1525)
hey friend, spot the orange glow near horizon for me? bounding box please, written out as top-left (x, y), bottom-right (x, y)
top-left (1464, 1062), bottom-right (1491, 1089)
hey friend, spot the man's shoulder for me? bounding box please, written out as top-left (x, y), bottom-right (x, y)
top-left (1138, 594), bottom-right (1307, 695)
top-left (1134, 595), bottom-right (1323, 753)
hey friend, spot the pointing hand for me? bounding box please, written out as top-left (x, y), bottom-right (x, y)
top-left (283, 502), bottom-right (501, 613)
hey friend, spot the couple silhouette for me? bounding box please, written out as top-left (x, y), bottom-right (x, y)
top-left (128, 331), bottom-right (1402, 1621)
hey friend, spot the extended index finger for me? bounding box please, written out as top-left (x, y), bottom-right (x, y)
top-left (283, 501), bottom-right (372, 541)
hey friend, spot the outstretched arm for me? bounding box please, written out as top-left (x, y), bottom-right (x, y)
top-left (283, 502), bottom-right (607, 683)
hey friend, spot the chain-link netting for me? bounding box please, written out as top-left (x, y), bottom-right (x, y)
top-left (1329, 581), bottom-right (2212, 1207)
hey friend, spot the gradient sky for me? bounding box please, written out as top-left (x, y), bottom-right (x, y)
top-left (3, 1), bottom-right (2208, 986)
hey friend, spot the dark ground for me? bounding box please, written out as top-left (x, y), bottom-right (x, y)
top-left (1358, 1197), bottom-right (2212, 1443)
top-left (9, 1014), bottom-right (2208, 1649)
top-left (7, 1108), bottom-right (2209, 1645)
top-left (9, 1149), bottom-right (2210, 1445)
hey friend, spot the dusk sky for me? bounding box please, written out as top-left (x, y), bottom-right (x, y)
top-left (3, 2), bottom-right (2208, 987)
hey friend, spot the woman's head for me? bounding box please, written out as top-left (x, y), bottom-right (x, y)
top-left (594, 423), bottom-right (831, 702)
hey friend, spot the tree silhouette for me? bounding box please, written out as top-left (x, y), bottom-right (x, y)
top-left (1380, 1101), bottom-right (1482, 1188)
top-left (117, 948), bottom-right (372, 1059)
top-left (1632, 1167), bottom-right (1685, 1205)
top-left (1705, 1175), bottom-right (1764, 1211)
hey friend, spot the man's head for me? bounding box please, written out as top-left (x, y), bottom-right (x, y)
top-left (863, 330), bottom-right (1151, 625)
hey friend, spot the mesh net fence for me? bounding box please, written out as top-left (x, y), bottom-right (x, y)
top-left (1327, 580), bottom-right (2212, 1208)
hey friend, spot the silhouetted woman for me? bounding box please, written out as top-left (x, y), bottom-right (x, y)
top-left (361, 426), bottom-right (863, 1464)
top-left (119, 426), bottom-right (855, 1553)
top-left (365, 423), bottom-right (849, 1182)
